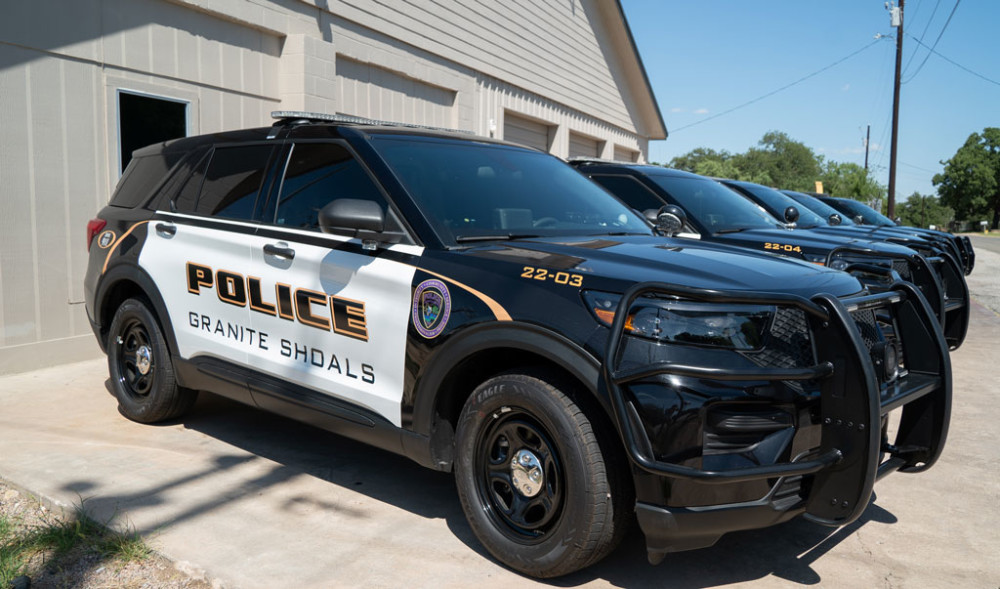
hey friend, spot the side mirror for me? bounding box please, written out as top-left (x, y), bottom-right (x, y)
top-left (894, 216), bottom-right (902, 225)
top-left (854, 214), bottom-right (865, 225)
top-left (828, 213), bottom-right (842, 226)
top-left (319, 199), bottom-right (387, 247)
top-left (783, 206), bottom-right (800, 224)
top-left (651, 204), bottom-right (686, 237)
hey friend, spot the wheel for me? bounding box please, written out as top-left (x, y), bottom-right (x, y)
top-left (454, 371), bottom-right (629, 578)
top-left (107, 298), bottom-right (196, 423)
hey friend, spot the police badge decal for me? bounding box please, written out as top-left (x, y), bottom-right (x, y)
top-left (412, 279), bottom-right (451, 338)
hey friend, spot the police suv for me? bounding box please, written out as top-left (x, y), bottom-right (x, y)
top-left (85, 113), bottom-right (951, 578)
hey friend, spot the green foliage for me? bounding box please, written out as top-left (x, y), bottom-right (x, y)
top-left (819, 161), bottom-right (885, 201)
top-left (665, 131), bottom-right (882, 197)
top-left (897, 192), bottom-right (954, 229)
top-left (731, 131), bottom-right (823, 191)
top-left (0, 498), bottom-right (152, 585)
top-left (933, 128), bottom-right (1000, 228)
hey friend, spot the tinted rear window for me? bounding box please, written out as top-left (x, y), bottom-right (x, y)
top-left (109, 155), bottom-right (171, 208)
top-left (195, 145), bottom-right (274, 221)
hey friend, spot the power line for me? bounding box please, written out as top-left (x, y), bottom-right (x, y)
top-left (670, 38), bottom-right (886, 133)
top-left (906, 33), bottom-right (1000, 86)
top-left (902, 0), bottom-right (943, 76)
top-left (902, 0), bottom-right (961, 83)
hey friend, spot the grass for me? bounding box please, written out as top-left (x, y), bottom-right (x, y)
top-left (0, 496), bottom-right (151, 585)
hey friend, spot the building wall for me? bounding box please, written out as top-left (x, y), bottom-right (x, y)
top-left (0, 0), bottom-right (656, 374)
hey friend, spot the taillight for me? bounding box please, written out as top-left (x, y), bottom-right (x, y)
top-left (86, 218), bottom-right (107, 252)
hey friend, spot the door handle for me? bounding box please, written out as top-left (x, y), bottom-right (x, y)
top-left (155, 223), bottom-right (176, 236)
top-left (263, 243), bottom-right (295, 260)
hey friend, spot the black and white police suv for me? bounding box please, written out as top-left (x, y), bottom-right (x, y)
top-left (84, 112), bottom-right (951, 578)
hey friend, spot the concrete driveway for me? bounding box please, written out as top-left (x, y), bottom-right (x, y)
top-left (2, 256), bottom-right (998, 587)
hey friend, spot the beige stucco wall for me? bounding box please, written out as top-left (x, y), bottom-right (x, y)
top-left (0, 0), bottom-right (658, 373)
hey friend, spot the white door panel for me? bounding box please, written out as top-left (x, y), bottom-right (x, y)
top-left (139, 217), bottom-right (254, 366)
top-left (246, 230), bottom-right (419, 427)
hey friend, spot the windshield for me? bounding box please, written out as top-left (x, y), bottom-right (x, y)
top-left (828, 198), bottom-right (896, 226)
top-left (369, 136), bottom-right (652, 243)
top-left (646, 174), bottom-right (780, 234)
top-left (732, 183), bottom-right (827, 228)
top-left (782, 191), bottom-right (856, 225)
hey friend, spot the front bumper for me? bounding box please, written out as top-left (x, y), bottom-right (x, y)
top-left (602, 281), bottom-right (951, 563)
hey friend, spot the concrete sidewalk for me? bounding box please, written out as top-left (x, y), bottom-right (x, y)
top-left (1, 305), bottom-right (998, 588)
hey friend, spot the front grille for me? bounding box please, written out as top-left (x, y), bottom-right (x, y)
top-left (742, 307), bottom-right (813, 370)
top-left (892, 260), bottom-right (911, 280)
top-left (851, 308), bottom-right (881, 352)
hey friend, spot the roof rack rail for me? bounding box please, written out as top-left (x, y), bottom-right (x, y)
top-left (270, 111), bottom-right (475, 135)
top-left (566, 156), bottom-right (637, 165)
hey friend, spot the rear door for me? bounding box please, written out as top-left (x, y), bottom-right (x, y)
top-left (243, 140), bottom-right (421, 427)
top-left (140, 144), bottom-right (276, 366)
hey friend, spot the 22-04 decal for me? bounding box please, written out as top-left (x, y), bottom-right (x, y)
top-left (763, 242), bottom-right (803, 253)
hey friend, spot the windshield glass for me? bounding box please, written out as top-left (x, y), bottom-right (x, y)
top-left (782, 191), bottom-right (856, 225)
top-left (734, 183), bottom-right (827, 228)
top-left (646, 174), bottom-right (779, 234)
top-left (830, 198), bottom-right (895, 226)
top-left (369, 136), bottom-right (652, 243)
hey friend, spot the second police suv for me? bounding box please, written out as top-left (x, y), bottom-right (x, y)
top-left (84, 113), bottom-right (951, 578)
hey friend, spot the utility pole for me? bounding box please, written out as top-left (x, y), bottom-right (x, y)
top-left (864, 124), bottom-right (871, 171)
top-left (887, 0), bottom-right (904, 219)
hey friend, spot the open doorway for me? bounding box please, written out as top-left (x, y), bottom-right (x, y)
top-left (118, 91), bottom-right (188, 173)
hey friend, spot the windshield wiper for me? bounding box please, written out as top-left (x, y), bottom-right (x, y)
top-left (454, 233), bottom-right (541, 243)
top-left (714, 227), bottom-right (753, 234)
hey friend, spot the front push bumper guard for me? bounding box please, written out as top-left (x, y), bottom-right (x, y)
top-left (602, 281), bottom-right (951, 533)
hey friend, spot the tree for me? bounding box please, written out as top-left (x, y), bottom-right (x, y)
top-left (668, 147), bottom-right (733, 174)
top-left (933, 128), bottom-right (1000, 229)
top-left (897, 192), bottom-right (954, 229)
top-left (819, 161), bottom-right (885, 202)
top-left (731, 131), bottom-right (823, 191)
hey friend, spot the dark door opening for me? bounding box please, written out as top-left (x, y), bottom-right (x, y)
top-left (118, 92), bottom-right (187, 173)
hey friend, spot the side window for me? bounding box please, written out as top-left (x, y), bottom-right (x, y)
top-left (274, 142), bottom-right (388, 231)
top-left (195, 145), bottom-right (274, 220)
top-left (590, 175), bottom-right (664, 212)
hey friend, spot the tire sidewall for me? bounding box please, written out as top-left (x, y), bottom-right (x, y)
top-left (455, 373), bottom-right (607, 577)
top-left (107, 298), bottom-right (174, 422)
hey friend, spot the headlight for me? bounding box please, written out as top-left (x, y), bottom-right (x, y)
top-left (803, 253), bottom-right (828, 266)
top-left (583, 291), bottom-right (774, 350)
top-left (826, 254), bottom-right (894, 272)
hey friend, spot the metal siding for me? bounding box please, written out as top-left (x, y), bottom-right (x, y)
top-left (337, 57), bottom-right (456, 128)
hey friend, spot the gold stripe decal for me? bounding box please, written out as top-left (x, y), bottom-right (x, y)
top-left (417, 268), bottom-right (512, 322)
top-left (102, 221), bottom-right (151, 274)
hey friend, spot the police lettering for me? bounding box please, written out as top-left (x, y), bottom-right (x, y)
top-left (186, 262), bottom-right (368, 341)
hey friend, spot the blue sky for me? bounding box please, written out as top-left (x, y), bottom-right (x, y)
top-left (621, 1), bottom-right (1000, 201)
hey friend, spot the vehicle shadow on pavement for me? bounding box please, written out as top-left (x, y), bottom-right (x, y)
top-left (71, 388), bottom-right (898, 587)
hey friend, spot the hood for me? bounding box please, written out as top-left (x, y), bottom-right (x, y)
top-left (708, 227), bottom-right (919, 258)
top-left (466, 235), bottom-right (863, 299)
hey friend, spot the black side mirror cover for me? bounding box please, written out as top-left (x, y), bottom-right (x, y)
top-left (319, 199), bottom-right (385, 237)
top-left (784, 206), bottom-right (800, 224)
top-left (828, 213), bottom-right (842, 226)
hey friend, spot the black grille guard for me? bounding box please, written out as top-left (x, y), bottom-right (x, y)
top-left (824, 246), bottom-right (946, 328)
top-left (602, 281), bottom-right (951, 527)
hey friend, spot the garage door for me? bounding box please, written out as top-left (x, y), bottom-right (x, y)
top-left (569, 132), bottom-right (601, 159)
top-left (614, 145), bottom-right (639, 162)
top-left (504, 113), bottom-right (550, 152)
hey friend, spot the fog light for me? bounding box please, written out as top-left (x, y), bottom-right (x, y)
top-left (871, 341), bottom-right (899, 382)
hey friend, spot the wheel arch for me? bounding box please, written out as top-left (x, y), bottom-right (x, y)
top-left (408, 322), bottom-right (610, 472)
top-left (96, 263), bottom-right (179, 358)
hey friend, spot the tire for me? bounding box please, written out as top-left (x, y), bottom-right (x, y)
top-left (454, 371), bottom-right (629, 578)
top-left (107, 298), bottom-right (197, 423)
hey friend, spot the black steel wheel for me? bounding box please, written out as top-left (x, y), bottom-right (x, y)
top-left (455, 371), bottom-right (629, 578)
top-left (107, 298), bottom-right (196, 423)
